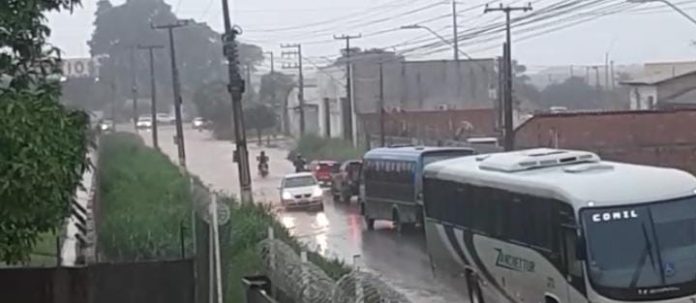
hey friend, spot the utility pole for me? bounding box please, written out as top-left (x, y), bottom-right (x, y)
top-left (152, 19), bottom-right (192, 169)
top-left (484, 2), bottom-right (532, 151)
top-left (379, 61), bottom-right (386, 147)
top-left (281, 43), bottom-right (305, 135)
top-left (593, 66), bottom-right (601, 90)
top-left (610, 60), bottom-right (615, 90)
top-left (585, 66), bottom-right (591, 84)
top-left (604, 53), bottom-right (610, 89)
top-left (138, 44), bottom-right (164, 150)
top-left (323, 98), bottom-right (331, 138)
top-left (129, 47), bottom-right (139, 130)
top-left (451, 0), bottom-right (460, 61)
top-left (220, 0), bottom-right (253, 205)
top-left (264, 51), bottom-right (274, 73)
top-left (333, 34), bottom-right (362, 143)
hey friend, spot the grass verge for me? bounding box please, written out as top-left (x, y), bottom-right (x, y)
top-left (97, 132), bottom-right (348, 302)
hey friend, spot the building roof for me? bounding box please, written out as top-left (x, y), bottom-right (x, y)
top-left (424, 148), bottom-right (696, 208)
top-left (620, 68), bottom-right (696, 86)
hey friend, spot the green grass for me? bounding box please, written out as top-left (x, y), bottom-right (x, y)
top-left (97, 132), bottom-right (193, 261)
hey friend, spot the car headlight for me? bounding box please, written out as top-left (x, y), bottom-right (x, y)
top-left (282, 191), bottom-right (292, 200)
top-left (312, 187), bottom-right (323, 197)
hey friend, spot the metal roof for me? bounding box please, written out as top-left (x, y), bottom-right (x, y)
top-left (424, 149), bottom-right (696, 208)
top-left (620, 69), bottom-right (696, 86)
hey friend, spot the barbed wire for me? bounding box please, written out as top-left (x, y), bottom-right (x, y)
top-left (259, 238), bottom-right (413, 303)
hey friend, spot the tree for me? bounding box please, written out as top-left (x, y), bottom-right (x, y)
top-left (512, 60), bottom-right (541, 110)
top-left (540, 76), bottom-right (600, 110)
top-left (191, 81), bottom-right (232, 139)
top-left (244, 103), bottom-right (277, 142)
top-left (258, 72), bottom-right (295, 107)
top-left (89, 0), bottom-right (264, 108)
top-left (0, 0), bottom-right (90, 264)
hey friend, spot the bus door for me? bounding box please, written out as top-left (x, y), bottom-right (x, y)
top-left (560, 207), bottom-right (586, 303)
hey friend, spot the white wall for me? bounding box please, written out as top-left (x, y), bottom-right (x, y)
top-left (629, 85), bottom-right (657, 110)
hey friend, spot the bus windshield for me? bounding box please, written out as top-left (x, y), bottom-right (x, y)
top-left (582, 196), bottom-right (696, 299)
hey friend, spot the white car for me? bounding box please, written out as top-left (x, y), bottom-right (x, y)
top-left (280, 172), bottom-right (324, 211)
top-left (192, 117), bottom-right (210, 130)
top-left (136, 117), bottom-right (153, 129)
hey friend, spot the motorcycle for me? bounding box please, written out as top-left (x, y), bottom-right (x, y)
top-left (258, 162), bottom-right (269, 178)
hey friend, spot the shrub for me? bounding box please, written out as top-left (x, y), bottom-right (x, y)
top-left (290, 134), bottom-right (364, 162)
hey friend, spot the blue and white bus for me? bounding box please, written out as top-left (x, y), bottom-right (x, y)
top-left (360, 146), bottom-right (476, 232)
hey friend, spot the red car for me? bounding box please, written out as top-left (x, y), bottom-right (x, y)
top-left (308, 160), bottom-right (339, 187)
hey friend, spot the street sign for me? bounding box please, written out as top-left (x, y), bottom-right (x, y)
top-left (201, 200), bottom-right (230, 226)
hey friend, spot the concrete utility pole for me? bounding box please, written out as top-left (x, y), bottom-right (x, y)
top-left (264, 51), bottom-right (275, 73)
top-left (129, 47), bottom-right (139, 130)
top-left (379, 61), bottom-right (386, 147)
top-left (219, 0), bottom-right (253, 205)
top-left (610, 60), bottom-right (615, 90)
top-left (281, 44), bottom-right (305, 135)
top-left (333, 34), bottom-right (362, 143)
top-left (152, 19), bottom-right (192, 169)
top-left (604, 53), bottom-right (610, 90)
top-left (323, 98), bottom-right (331, 138)
top-left (138, 44), bottom-right (164, 150)
top-left (485, 2), bottom-right (532, 151)
top-left (451, 0), bottom-right (460, 61)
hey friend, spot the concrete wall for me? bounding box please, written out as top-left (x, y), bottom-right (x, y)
top-left (360, 108), bottom-right (497, 141)
top-left (515, 109), bottom-right (696, 174)
top-left (316, 66), bottom-right (347, 138)
top-left (645, 61), bottom-right (696, 77)
top-left (352, 59), bottom-right (496, 113)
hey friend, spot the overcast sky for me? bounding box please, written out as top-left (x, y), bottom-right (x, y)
top-left (48, 0), bottom-right (696, 71)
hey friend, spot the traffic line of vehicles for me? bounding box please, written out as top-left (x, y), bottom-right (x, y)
top-left (281, 144), bottom-right (696, 303)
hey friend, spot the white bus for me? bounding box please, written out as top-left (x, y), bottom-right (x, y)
top-left (422, 148), bottom-right (696, 303)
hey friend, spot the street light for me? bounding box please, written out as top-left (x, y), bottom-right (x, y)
top-left (628, 0), bottom-right (696, 26)
top-left (400, 24), bottom-right (475, 60)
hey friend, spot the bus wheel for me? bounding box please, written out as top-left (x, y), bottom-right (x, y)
top-left (361, 202), bottom-right (375, 230)
top-left (365, 217), bottom-right (375, 230)
top-left (467, 271), bottom-right (484, 303)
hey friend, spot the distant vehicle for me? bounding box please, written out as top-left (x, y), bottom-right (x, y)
top-left (98, 119), bottom-right (113, 132)
top-left (136, 116), bottom-right (153, 129)
top-left (156, 113), bottom-right (176, 125)
top-left (423, 148), bottom-right (696, 303)
top-left (308, 160), bottom-right (339, 187)
top-left (360, 146), bottom-right (476, 232)
top-left (549, 106), bottom-right (568, 113)
top-left (192, 117), bottom-right (211, 131)
top-left (331, 160), bottom-right (362, 203)
top-left (279, 172), bottom-right (324, 211)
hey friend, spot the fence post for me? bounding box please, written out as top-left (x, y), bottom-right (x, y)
top-left (268, 227), bottom-right (277, 298)
top-left (353, 254), bottom-right (363, 303)
top-left (300, 251), bottom-right (309, 301)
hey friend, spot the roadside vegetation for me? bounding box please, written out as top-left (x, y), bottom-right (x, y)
top-left (98, 132), bottom-right (348, 302)
top-left (0, 0), bottom-right (90, 264)
top-left (289, 134), bottom-right (364, 162)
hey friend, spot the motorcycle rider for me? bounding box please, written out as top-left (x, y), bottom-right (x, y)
top-left (293, 154), bottom-right (307, 173)
top-left (257, 151), bottom-right (269, 174)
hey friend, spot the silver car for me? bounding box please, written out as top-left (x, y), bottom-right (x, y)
top-left (279, 172), bottom-right (324, 211)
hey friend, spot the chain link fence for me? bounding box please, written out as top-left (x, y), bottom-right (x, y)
top-left (259, 233), bottom-right (412, 303)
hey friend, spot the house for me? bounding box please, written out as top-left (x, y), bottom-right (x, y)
top-left (621, 61), bottom-right (696, 110)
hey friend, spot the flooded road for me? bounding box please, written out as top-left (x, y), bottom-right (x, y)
top-left (135, 125), bottom-right (468, 303)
